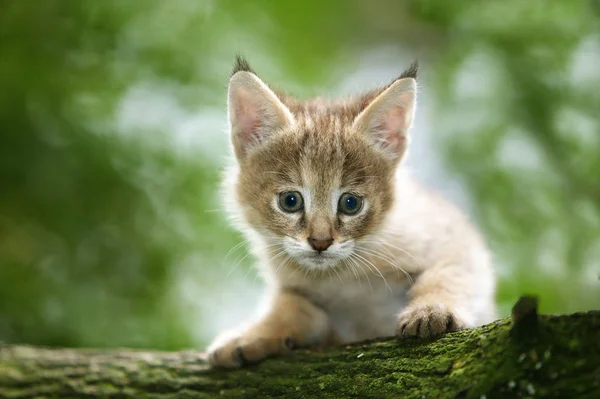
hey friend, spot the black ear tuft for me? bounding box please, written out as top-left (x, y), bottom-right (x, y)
top-left (398, 60), bottom-right (419, 80)
top-left (232, 55), bottom-right (255, 76)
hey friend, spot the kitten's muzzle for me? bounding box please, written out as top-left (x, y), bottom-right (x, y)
top-left (308, 237), bottom-right (333, 253)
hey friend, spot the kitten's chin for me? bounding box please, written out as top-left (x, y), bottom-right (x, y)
top-left (296, 254), bottom-right (340, 270)
top-left (281, 236), bottom-right (353, 270)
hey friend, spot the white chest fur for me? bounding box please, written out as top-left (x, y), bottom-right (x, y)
top-left (289, 276), bottom-right (409, 343)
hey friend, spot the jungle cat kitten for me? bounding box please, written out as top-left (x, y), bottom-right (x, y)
top-left (208, 56), bottom-right (497, 368)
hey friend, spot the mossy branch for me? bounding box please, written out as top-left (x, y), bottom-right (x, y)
top-left (1, 297), bottom-right (599, 398)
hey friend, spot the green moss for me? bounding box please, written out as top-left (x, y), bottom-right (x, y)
top-left (1, 313), bottom-right (599, 398)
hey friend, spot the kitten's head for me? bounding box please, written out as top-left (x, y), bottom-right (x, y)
top-left (225, 56), bottom-right (417, 270)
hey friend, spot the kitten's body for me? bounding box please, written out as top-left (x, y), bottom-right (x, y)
top-left (208, 58), bottom-right (496, 368)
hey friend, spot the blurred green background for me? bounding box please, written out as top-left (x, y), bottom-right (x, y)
top-left (1, 0), bottom-right (599, 350)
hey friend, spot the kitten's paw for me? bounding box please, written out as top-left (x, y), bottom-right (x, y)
top-left (208, 335), bottom-right (294, 369)
top-left (396, 303), bottom-right (466, 339)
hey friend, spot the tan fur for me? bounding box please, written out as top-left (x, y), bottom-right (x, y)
top-left (208, 60), bottom-right (497, 368)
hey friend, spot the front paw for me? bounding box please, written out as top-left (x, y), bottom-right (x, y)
top-left (396, 303), bottom-right (466, 339)
top-left (208, 335), bottom-right (294, 369)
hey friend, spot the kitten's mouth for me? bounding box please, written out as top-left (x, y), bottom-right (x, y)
top-left (308, 253), bottom-right (327, 262)
top-left (297, 251), bottom-right (341, 269)
top-left (281, 236), bottom-right (352, 270)
top-left (308, 251), bottom-right (334, 260)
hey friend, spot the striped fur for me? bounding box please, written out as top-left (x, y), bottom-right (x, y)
top-left (208, 57), bottom-right (497, 369)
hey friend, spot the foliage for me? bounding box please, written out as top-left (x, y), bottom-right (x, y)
top-left (0, 0), bottom-right (598, 349)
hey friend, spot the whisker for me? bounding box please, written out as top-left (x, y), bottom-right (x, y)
top-left (331, 264), bottom-right (344, 285)
top-left (361, 238), bottom-right (420, 266)
top-left (227, 250), bottom-right (254, 278)
top-left (301, 266), bottom-right (311, 280)
top-left (348, 254), bottom-right (375, 295)
top-left (354, 246), bottom-right (414, 286)
top-left (243, 256), bottom-right (256, 281)
top-left (228, 241), bottom-right (281, 279)
top-left (355, 246), bottom-right (401, 278)
top-left (352, 252), bottom-right (392, 293)
top-left (275, 255), bottom-right (292, 274)
top-left (254, 249), bottom-right (287, 282)
top-left (267, 249), bottom-right (288, 264)
top-left (349, 254), bottom-right (373, 295)
top-left (342, 258), bottom-right (361, 288)
top-left (224, 240), bottom-right (248, 262)
top-left (360, 238), bottom-right (421, 278)
top-left (355, 244), bottom-right (412, 275)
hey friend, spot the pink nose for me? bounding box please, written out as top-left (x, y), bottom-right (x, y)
top-left (308, 237), bottom-right (333, 252)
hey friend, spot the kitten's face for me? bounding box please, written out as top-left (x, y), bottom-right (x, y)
top-left (236, 123), bottom-right (396, 269)
top-left (225, 59), bottom-right (416, 270)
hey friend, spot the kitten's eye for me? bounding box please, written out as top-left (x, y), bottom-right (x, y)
top-left (338, 193), bottom-right (363, 215)
top-left (278, 191), bottom-right (304, 213)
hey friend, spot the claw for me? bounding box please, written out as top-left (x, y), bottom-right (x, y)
top-left (397, 303), bottom-right (466, 339)
top-left (233, 346), bottom-right (247, 366)
top-left (284, 336), bottom-right (295, 350)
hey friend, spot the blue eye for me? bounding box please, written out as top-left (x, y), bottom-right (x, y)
top-left (278, 191), bottom-right (304, 212)
top-left (338, 193), bottom-right (363, 215)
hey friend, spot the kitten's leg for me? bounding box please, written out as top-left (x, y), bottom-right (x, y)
top-left (396, 262), bottom-right (491, 339)
top-left (208, 289), bottom-right (330, 368)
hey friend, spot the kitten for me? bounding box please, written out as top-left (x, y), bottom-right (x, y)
top-left (207, 56), bottom-right (497, 368)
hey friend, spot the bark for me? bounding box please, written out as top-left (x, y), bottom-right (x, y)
top-left (0, 297), bottom-right (598, 399)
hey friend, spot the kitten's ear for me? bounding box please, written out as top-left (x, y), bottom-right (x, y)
top-left (352, 77), bottom-right (417, 161)
top-left (228, 70), bottom-right (295, 161)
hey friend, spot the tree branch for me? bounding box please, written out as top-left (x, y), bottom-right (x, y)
top-left (1, 298), bottom-right (599, 398)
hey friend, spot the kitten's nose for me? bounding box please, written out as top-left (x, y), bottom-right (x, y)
top-left (308, 237), bottom-right (333, 252)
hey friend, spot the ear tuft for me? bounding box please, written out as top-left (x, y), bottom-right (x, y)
top-left (232, 54), bottom-right (255, 77)
top-left (352, 77), bottom-right (417, 161)
top-left (397, 60), bottom-right (419, 80)
top-left (228, 71), bottom-right (294, 161)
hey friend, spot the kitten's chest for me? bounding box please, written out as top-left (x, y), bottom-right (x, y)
top-left (296, 276), bottom-right (409, 343)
